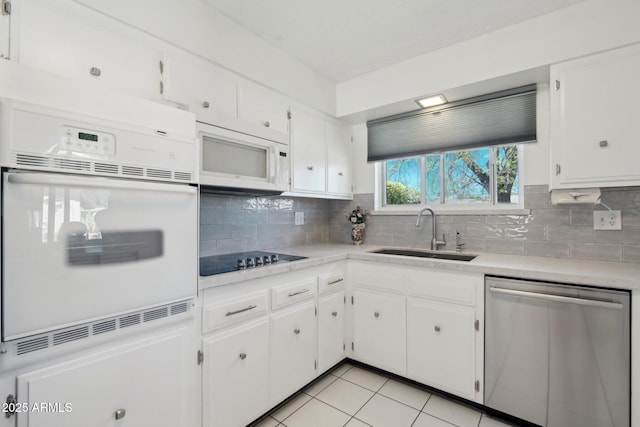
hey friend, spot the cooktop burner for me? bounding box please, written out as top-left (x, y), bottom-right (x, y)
top-left (199, 251), bottom-right (307, 276)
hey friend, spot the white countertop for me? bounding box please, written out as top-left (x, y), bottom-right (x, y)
top-left (199, 244), bottom-right (640, 291)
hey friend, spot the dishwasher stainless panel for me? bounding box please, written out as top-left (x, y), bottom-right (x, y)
top-left (485, 277), bottom-right (630, 427)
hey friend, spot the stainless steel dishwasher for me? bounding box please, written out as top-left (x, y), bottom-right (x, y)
top-left (485, 276), bottom-right (630, 427)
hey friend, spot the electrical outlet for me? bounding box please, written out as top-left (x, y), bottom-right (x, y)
top-left (593, 210), bottom-right (622, 230)
top-left (294, 211), bottom-right (304, 226)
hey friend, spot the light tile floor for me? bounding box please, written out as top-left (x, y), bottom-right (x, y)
top-left (251, 363), bottom-right (518, 427)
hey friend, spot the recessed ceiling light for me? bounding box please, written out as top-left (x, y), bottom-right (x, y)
top-left (415, 94), bottom-right (447, 108)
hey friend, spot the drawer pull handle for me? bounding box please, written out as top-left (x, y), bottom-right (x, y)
top-left (226, 305), bottom-right (258, 316)
top-left (202, 101), bottom-right (210, 109)
top-left (264, 121), bottom-right (270, 127)
top-left (332, 311), bottom-right (338, 317)
top-left (328, 278), bottom-right (343, 285)
top-left (288, 289), bottom-right (309, 297)
top-left (294, 328), bottom-right (301, 335)
top-left (114, 408), bottom-right (126, 420)
top-left (239, 352), bottom-right (247, 360)
top-left (374, 312), bottom-right (380, 318)
top-left (434, 325), bottom-right (441, 332)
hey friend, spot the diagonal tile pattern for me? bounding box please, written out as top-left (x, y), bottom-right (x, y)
top-left (251, 363), bottom-right (518, 427)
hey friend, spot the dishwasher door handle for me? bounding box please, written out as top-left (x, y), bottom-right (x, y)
top-left (488, 286), bottom-right (624, 310)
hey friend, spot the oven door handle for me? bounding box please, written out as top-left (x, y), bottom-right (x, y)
top-left (488, 286), bottom-right (624, 310)
top-left (6, 172), bottom-right (196, 194)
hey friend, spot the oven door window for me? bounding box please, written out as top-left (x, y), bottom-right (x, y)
top-left (2, 171), bottom-right (197, 341)
top-left (202, 135), bottom-right (268, 180)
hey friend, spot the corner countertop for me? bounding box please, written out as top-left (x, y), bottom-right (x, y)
top-left (198, 244), bottom-right (640, 291)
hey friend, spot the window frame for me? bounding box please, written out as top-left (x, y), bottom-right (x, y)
top-left (374, 144), bottom-right (527, 215)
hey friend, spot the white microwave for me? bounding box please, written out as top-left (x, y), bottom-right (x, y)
top-left (197, 122), bottom-right (290, 195)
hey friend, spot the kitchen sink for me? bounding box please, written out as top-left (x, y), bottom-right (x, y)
top-left (370, 248), bottom-right (477, 262)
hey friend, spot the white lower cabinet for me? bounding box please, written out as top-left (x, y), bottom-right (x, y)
top-left (203, 319), bottom-right (269, 427)
top-left (269, 300), bottom-right (318, 405)
top-left (351, 288), bottom-right (406, 376)
top-left (318, 290), bottom-right (345, 373)
top-left (407, 298), bottom-right (477, 400)
top-left (15, 327), bottom-right (193, 427)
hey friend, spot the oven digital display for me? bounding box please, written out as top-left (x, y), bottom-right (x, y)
top-left (78, 132), bottom-right (99, 142)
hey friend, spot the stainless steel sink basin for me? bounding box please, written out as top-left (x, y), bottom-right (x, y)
top-left (370, 248), bottom-right (477, 262)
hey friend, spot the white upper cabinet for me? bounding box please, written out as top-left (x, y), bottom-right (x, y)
top-left (162, 51), bottom-right (237, 127)
top-left (290, 105), bottom-right (327, 194)
top-left (326, 119), bottom-right (353, 197)
top-left (0, 1), bottom-right (8, 60)
top-left (13, 0), bottom-right (162, 101)
top-left (289, 105), bottom-right (353, 199)
top-left (550, 43), bottom-right (640, 189)
top-left (238, 82), bottom-right (290, 143)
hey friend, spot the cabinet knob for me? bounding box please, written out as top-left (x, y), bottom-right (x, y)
top-left (114, 408), bottom-right (126, 420)
top-left (338, 171), bottom-right (343, 176)
top-left (307, 166), bottom-right (314, 171)
top-left (599, 140), bottom-right (609, 148)
top-left (294, 328), bottom-right (301, 335)
top-left (264, 121), bottom-right (270, 127)
top-left (239, 352), bottom-right (247, 360)
top-left (374, 312), bottom-right (380, 318)
top-left (434, 325), bottom-right (441, 332)
top-left (89, 67), bottom-right (101, 77)
top-left (202, 101), bottom-right (210, 109)
top-left (332, 311), bottom-right (338, 317)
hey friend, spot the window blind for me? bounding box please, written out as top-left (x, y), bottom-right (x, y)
top-left (366, 85), bottom-right (537, 162)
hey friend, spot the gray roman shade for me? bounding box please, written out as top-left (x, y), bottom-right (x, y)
top-left (367, 85), bottom-right (537, 162)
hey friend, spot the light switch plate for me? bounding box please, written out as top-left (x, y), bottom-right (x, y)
top-left (294, 211), bottom-right (304, 226)
top-left (593, 210), bottom-right (622, 230)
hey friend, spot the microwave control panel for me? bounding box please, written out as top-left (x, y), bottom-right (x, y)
top-left (60, 126), bottom-right (116, 156)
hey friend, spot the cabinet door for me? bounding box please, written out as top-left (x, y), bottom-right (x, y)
top-left (318, 290), bottom-right (345, 373)
top-left (162, 51), bottom-right (237, 127)
top-left (15, 1), bottom-right (162, 101)
top-left (407, 298), bottom-right (477, 400)
top-left (351, 288), bottom-right (406, 375)
top-left (16, 328), bottom-right (193, 427)
top-left (0, 3), bottom-right (8, 60)
top-left (290, 107), bottom-right (327, 193)
top-left (238, 83), bottom-right (290, 140)
top-left (550, 43), bottom-right (640, 189)
top-left (326, 120), bottom-right (352, 196)
top-left (270, 301), bottom-right (317, 404)
top-left (203, 318), bottom-right (269, 427)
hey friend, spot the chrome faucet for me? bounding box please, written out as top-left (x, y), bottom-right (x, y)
top-left (416, 207), bottom-right (446, 251)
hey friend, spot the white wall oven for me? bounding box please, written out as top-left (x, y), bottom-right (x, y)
top-left (198, 122), bottom-right (290, 195)
top-left (0, 64), bottom-right (198, 347)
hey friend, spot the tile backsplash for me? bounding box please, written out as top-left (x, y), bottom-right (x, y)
top-left (199, 194), bottom-right (331, 257)
top-left (329, 185), bottom-right (640, 263)
top-left (200, 185), bottom-right (640, 263)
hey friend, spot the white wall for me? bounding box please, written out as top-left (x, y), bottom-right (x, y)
top-left (72, 0), bottom-right (337, 115)
top-left (337, 0), bottom-right (640, 119)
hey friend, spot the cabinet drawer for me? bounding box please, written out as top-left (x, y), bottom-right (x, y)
top-left (272, 277), bottom-right (317, 309)
top-left (203, 291), bottom-right (268, 333)
top-left (318, 272), bottom-right (345, 294)
top-left (406, 270), bottom-right (482, 306)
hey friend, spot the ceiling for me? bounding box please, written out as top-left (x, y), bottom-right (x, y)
top-left (202, 0), bottom-right (588, 83)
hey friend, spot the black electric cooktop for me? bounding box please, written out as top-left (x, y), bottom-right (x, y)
top-left (199, 251), bottom-right (308, 276)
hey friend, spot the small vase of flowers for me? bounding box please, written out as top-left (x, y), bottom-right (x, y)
top-left (345, 206), bottom-right (368, 245)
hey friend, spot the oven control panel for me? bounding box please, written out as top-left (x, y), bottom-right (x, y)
top-left (60, 126), bottom-right (116, 156)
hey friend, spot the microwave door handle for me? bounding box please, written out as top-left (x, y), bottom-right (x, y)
top-left (269, 146), bottom-right (277, 182)
top-left (6, 172), bottom-right (197, 194)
